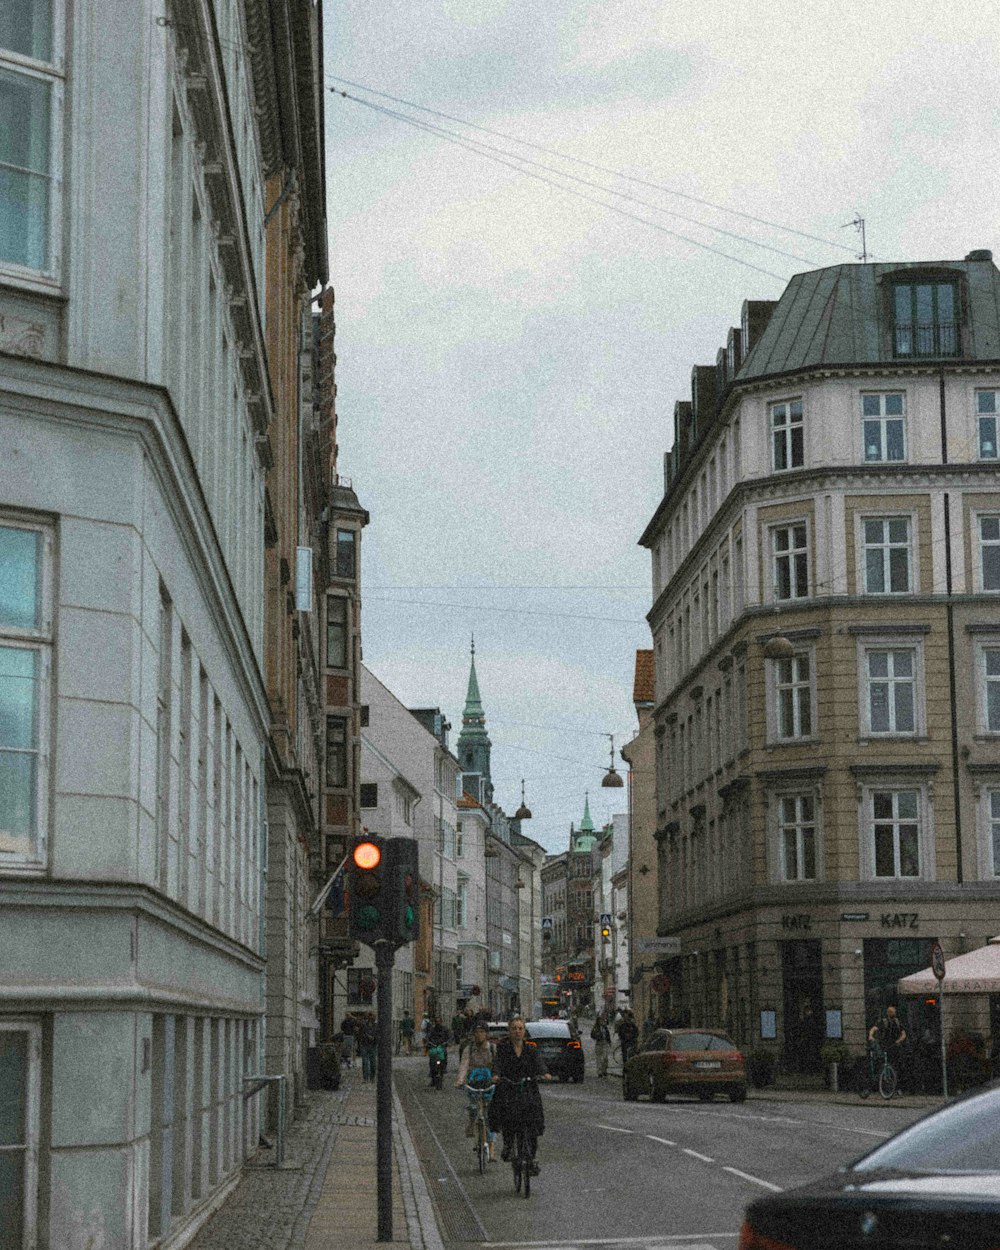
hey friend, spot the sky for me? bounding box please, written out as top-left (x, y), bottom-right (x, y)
top-left (320, 1), bottom-right (1000, 853)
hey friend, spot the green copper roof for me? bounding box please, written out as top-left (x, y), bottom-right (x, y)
top-left (462, 637), bottom-right (485, 725)
top-left (580, 794), bottom-right (594, 833)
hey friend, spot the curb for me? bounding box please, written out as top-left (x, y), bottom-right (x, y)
top-left (393, 1085), bottom-right (446, 1250)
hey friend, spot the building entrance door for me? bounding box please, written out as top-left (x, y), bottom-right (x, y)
top-left (782, 940), bottom-right (824, 1073)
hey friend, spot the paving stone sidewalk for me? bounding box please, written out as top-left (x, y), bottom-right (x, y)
top-left (188, 1069), bottom-right (436, 1250)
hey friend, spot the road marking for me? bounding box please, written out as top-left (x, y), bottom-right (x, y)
top-left (722, 1166), bottom-right (783, 1192)
top-left (682, 1148), bottom-right (715, 1163)
top-left (595, 1123), bottom-right (635, 1133)
top-left (483, 1236), bottom-right (737, 1248)
top-left (646, 1134), bottom-right (677, 1146)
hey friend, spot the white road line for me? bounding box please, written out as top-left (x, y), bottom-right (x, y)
top-left (682, 1148), bottom-right (715, 1163)
top-left (595, 1123), bottom-right (635, 1133)
top-left (646, 1134), bottom-right (677, 1146)
top-left (722, 1165), bottom-right (783, 1192)
top-left (482, 1236), bottom-right (737, 1248)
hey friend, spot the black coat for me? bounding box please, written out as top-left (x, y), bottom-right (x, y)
top-left (488, 1039), bottom-right (547, 1137)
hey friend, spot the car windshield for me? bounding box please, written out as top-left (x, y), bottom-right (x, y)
top-left (853, 1086), bottom-right (1000, 1174)
top-left (526, 1022), bottom-right (571, 1039)
top-left (669, 1032), bottom-right (734, 1051)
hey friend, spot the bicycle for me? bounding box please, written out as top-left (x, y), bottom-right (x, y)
top-left (498, 1076), bottom-right (540, 1198)
top-left (428, 1045), bottom-right (446, 1090)
top-left (858, 1041), bottom-right (898, 1099)
top-left (464, 1084), bottom-right (493, 1174)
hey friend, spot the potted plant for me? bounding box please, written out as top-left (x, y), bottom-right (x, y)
top-left (820, 1040), bottom-right (851, 1091)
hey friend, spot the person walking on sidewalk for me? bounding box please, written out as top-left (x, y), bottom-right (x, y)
top-left (591, 1014), bottom-right (611, 1077)
top-left (455, 1019), bottom-right (498, 1161)
top-left (616, 1008), bottom-right (639, 1065)
top-left (359, 1013), bottom-right (378, 1083)
top-left (341, 1013), bottom-right (356, 1068)
top-left (400, 1011), bottom-right (415, 1056)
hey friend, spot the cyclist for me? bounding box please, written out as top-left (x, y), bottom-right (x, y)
top-left (489, 1015), bottom-right (553, 1175)
top-left (427, 1017), bottom-right (449, 1086)
top-left (455, 1018), bottom-right (497, 1161)
top-left (869, 1004), bottom-right (906, 1054)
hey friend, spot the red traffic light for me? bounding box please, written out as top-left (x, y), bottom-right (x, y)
top-left (353, 841), bottom-right (381, 870)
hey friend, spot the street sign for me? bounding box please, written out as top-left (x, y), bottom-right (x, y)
top-left (600, 913), bottom-right (612, 927)
top-left (650, 973), bottom-right (671, 994)
top-left (541, 916), bottom-right (553, 930)
top-left (930, 941), bottom-right (946, 981)
top-left (637, 936), bottom-right (681, 955)
top-left (603, 987), bottom-right (616, 1001)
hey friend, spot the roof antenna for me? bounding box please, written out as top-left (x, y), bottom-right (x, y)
top-left (841, 214), bottom-right (868, 262)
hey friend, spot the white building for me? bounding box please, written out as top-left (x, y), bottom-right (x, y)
top-left (359, 665), bottom-right (462, 1024)
top-left (0, 1), bottom-right (313, 1243)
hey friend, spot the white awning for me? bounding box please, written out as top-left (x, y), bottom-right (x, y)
top-left (897, 936), bottom-right (1000, 996)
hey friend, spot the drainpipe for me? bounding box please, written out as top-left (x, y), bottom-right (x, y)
top-left (940, 365), bottom-right (963, 883)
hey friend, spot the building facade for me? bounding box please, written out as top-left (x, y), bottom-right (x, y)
top-left (641, 254), bottom-right (1000, 1071)
top-left (621, 649), bottom-right (659, 1020)
top-left (0, 1), bottom-right (334, 1243)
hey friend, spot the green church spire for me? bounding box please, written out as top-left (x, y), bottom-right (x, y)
top-left (580, 793), bottom-right (594, 833)
top-left (572, 792), bottom-right (597, 851)
top-left (457, 636), bottom-right (492, 790)
top-left (463, 634), bottom-right (485, 721)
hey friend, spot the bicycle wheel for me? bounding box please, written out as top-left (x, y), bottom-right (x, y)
top-left (512, 1134), bottom-right (523, 1194)
top-left (879, 1061), bottom-right (898, 1100)
top-left (521, 1131), bottom-right (531, 1199)
top-left (477, 1120), bottom-right (487, 1175)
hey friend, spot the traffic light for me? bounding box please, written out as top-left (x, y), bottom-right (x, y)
top-left (348, 837), bottom-right (388, 941)
top-left (388, 836), bottom-right (420, 948)
top-left (601, 924), bottom-right (611, 940)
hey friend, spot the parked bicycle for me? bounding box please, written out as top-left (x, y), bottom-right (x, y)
top-left (857, 1040), bottom-right (898, 1100)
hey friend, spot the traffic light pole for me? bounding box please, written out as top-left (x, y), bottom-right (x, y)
top-left (375, 939), bottom-right (394, 1242)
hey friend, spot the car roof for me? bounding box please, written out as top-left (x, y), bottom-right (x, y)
top-left (525, 1019), bottom-right (573, 1037)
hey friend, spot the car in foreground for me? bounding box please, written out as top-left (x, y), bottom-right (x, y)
top-left (623, 1028), bottom-right (746, 1103)
top-left (739, 1083), bottom-right (1000, 1249)
top-left (524, 1019), bottom-right (584, 1082)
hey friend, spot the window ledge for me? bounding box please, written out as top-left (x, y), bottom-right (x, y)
top-left (857, 734), bottom-right (929, 744)
top-left (0, 269), bottom-right (64, 300)
top-left (848, 623), bottom-right (932, 635)
top-left (766, 736), bottom-right (820, 748)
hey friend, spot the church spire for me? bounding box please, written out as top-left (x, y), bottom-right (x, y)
top-left (457, 636), bottom-right (492, 792)
top-left (580, 792), bottom-right (594, 833)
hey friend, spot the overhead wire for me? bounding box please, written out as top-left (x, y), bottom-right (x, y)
top-left (326, 74), bottom-right (858, 257)
top-left (329, 88), bottom-right (791, 283)
top-left (330, 86), bottom-right (821, 272)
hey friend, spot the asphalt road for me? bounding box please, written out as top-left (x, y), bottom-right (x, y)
top-left (395, 1044), bottom-right (929, 1250)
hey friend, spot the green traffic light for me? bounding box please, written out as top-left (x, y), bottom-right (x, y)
top-left (403, 904), bottom-right (414, 929)
top-left (357, 904), bottom-right (381, 930)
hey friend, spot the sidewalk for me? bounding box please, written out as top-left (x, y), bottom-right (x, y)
top-left (186, 1069), bottom-right (444, 1250)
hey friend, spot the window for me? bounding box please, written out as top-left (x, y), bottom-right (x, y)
top-left (982, 647), bottom-right (1000, 734)
top-left (0, 1), bottom-right (62, 276)
top-left (772, 523), bottom-right (808, 600)
top-left (893, 281), bottom-right (958, 358)
top-left (335, 529), bottom-right (356, 579)
top-left (864, 648), bottom-right (917, 735)
top-left (977, 391), bottom-right (998, 460)
top-left (862, 517), bottom-right (912, 593)
top-left (438, 819), bottom-right (455, 859)
top-left (0, 1020), bottom-right (40, 1246)
top-left (324, 716), bottom-right (347, 787)
top-left (988, 790), bottom-right (1000, 877)
top-left (770, 653), bottom-right (813, 740)
top-left (771, 399), bottom-right (803, 471)
top-left (347, 968), bottom-right (374, 1005)
top-left (359, 704), bottom-right (369, 728)
top-left (979, 515), bottom-right (1000, 591)
top-left (871, 789), bottom-right (921, 877)
top-left (456, 822), bottom-right (464, 857)
top-left (0, 519), bottom-right (51, 869)
top-left (862, 393), bottom-right (906, 462)
top-left (326, 595), bottom-right (347, 668)
top-left (359, 783), bottom-right (377, 809)
top-left (457, 878), bottom-right (468, 928)
top-left (778, 794), bottom-right (816, 881)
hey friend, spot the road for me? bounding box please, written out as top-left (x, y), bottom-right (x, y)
top-left (395, 1043), bottom-right (929, 1250)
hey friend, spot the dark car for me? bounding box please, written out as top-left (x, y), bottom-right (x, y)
top-left (524, 1019), bottom-right (584, 1082)
top-left (623, 1028), bottom-right (746, 1103)
top-left (739, 1083), bottom-right (1000, 1249)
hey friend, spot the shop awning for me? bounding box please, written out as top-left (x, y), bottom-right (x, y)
top-left (898, 936), bottom-right (1000, 996)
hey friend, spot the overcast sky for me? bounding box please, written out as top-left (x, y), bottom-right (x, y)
top-left (321, 1), bottom-right (999, 853)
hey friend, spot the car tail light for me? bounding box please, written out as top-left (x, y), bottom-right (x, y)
top-left (566, 1039), bottom-right (581, 1049)
top-left (738, 1222), bottom-right (797, 1250)
top-left (661, 1052), bottom-right (685, 1065)
top-left (526, 1039), bottom-right (537, 1048)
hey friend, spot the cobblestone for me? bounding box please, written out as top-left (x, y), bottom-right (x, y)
top-left (188, 1089), bottom-right (349, 1250)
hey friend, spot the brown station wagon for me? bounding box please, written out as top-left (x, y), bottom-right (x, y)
top-left (622, 1028), bottom-right (747, 1103)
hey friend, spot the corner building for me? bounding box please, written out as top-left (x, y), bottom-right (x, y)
top-left (640, 254), bottom-right (1000, 1073)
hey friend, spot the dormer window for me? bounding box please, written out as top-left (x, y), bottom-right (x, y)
top-left (892, 280), bottom-right (958, 357)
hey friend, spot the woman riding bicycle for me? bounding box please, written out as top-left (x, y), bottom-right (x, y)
top-left (489, 1015), bottom-right (552, 1175)
top-left (455, 1018), bottom-right (498, 1162)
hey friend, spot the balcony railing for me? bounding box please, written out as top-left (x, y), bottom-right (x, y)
top-left (894, 321), bottom-right (958, 358)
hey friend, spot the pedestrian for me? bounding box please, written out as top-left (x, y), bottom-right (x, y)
top-left (641, 1009), bottom-right (656, 1048)
top-left (341, 1013), bottom-right (356, 1068)
top-left (591, 1014), bottom-right (611, 1077)
top-left (359, 1013), bottom-right (378, 1082)
top-left (420, 1013), bottom-right (431, 1054)
top-left (400, 1011), bottom-right (415, 1056)
top-left (451, 1008), bottom-right (467, 1046)
top-left (616, 1008), bottom-right (639, 1065)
